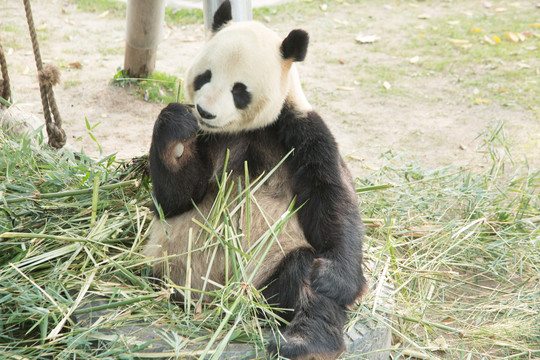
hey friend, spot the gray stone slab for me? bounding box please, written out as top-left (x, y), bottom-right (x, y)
top-left (75, 280), bottom-right (393, 359)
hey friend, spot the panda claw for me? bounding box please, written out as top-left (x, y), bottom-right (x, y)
top-left (268, 340), bottom-right (344, 360)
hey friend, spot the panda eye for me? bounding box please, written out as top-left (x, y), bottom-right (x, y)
top-left (232, 82), bottom-right (247, 94)
top-left (194, 70), bottom-right (212, 91)
top-left (232, 82), bottom-right (252, 109)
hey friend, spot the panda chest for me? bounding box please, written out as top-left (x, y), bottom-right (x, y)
top-left (208, 135), bottom-right (293, 201)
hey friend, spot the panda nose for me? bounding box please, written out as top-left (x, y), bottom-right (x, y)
top-left (196, 105), bottom-right (216, 120)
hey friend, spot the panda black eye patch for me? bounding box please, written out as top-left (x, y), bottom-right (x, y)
top-left (194, 70), bottom-right (212, 91)
top-left (231, 82), bottom-right (251, 109)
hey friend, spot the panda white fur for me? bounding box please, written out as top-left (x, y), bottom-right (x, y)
top-left (143, 1), bottom-right (367, 358)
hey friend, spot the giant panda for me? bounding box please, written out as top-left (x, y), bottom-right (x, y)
top-left (143, 1), bottom-right (367, 358)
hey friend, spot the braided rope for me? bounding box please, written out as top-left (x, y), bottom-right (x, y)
top-left (23, 0), bottom-right (66, 149)
top-left (0, 37), bottom-right (11, 104)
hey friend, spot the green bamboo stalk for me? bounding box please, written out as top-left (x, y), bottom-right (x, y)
top-left (90, 176), bottom-right (100, 224)
top-left (71, 294), bottom-right (158, 315)
top-left (4, 180), bottom-right (137, 204)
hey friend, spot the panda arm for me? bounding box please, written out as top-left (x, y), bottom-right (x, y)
top-left (277, 107), bottom-right (366, 306)
top-left (149, 103), bottom-right (211, 218)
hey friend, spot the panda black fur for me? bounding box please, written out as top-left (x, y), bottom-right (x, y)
top-left (144, 1), bottom-right (367, 358)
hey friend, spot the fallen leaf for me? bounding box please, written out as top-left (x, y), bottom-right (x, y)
top-left (483, 35), bottom-right (496, 44)
top-left (475, 98), bottom-right (490, 104)
top-left (433, 336), bottom-right (448, 350)
top-left (195, 303), bottom-right (203, 316)
top-left (355, 34), bottom-right (379, 43)
top-left (97, 10), bottom-right (110, 18)
top-left (448, 38), bottom-right (470, 45)
top-left (339, 59), bottom-right (345, 65)
top-left (506, 32), bottom-right (525, 42)
top-left (68, 62), bottom-right (83, 69)
top-left (506, 32), bottom-right (518, 42)
top-left (448, 38), bottom-right (472, 48)
top-left (401, 349), bottom-right (433, 360)
top-left (405, 225), bottom-right (442, 238)
top-left (493, 35), bottom-right (501, 43)
top-left (163, 29), bottom-right (172, 40)
top-left (470, 27), bottom-right (482, 33)
top-left (530, 24), bottom-right (540, 28)
top-left (23, 66), bottom-right (30, 75)
top-left (495, 88), bottom-right (508, 92)
top-left (333, 18), bottom-right (349, 25)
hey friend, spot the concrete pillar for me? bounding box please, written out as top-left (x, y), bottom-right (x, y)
top-left (203, 0), bottom-right (252, 34)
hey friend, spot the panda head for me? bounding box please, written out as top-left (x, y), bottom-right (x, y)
top-left (185, 0), bottom-right (310, 133)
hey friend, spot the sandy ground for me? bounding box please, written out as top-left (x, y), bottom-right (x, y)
top-left (1, 0), bottom-right (539, 178)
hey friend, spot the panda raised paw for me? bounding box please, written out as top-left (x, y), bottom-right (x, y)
top-left (150, 102), bottom-right (199, 173)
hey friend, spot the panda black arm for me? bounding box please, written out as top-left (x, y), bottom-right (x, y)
top-left (149, 103), bottom-right (211, 218)
top-left (276, 104), bottom-right (367, 306)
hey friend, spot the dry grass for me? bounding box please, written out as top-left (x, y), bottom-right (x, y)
top-left (353, 123), bottom-right (539, 359)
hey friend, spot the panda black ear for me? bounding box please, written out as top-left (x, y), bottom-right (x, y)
top-left (280, 29), bottom-right (309, 62)
top-left (212, 0), bottom-right (232, 33)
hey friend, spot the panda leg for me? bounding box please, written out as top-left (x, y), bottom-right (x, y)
top-left (275, 298), bottom-right (347, 360)
top-left (264, 249), bottom-right (347, 360)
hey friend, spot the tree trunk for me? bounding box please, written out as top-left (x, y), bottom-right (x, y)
top-left (124, 0), bottom-right (165, 78)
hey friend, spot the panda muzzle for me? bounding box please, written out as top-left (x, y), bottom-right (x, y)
top-left (196, 105), bottom-right (216, 120)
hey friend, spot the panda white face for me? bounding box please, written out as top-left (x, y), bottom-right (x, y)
top-left (185, 22), bottom-right (294, 133)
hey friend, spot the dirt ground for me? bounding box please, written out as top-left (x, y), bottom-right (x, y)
top-left (1, 0), bottom-right (539, 178)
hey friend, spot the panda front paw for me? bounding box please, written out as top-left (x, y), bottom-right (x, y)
top-left (153, 103), bottom-right (198, 143)
top-left (151, 103), bottom-right (199, 173)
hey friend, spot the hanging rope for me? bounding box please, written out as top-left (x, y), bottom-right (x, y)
top-left (0, 37), bottom-right (11, 105)
top-left (23, 0), bottom-right (66, 149)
